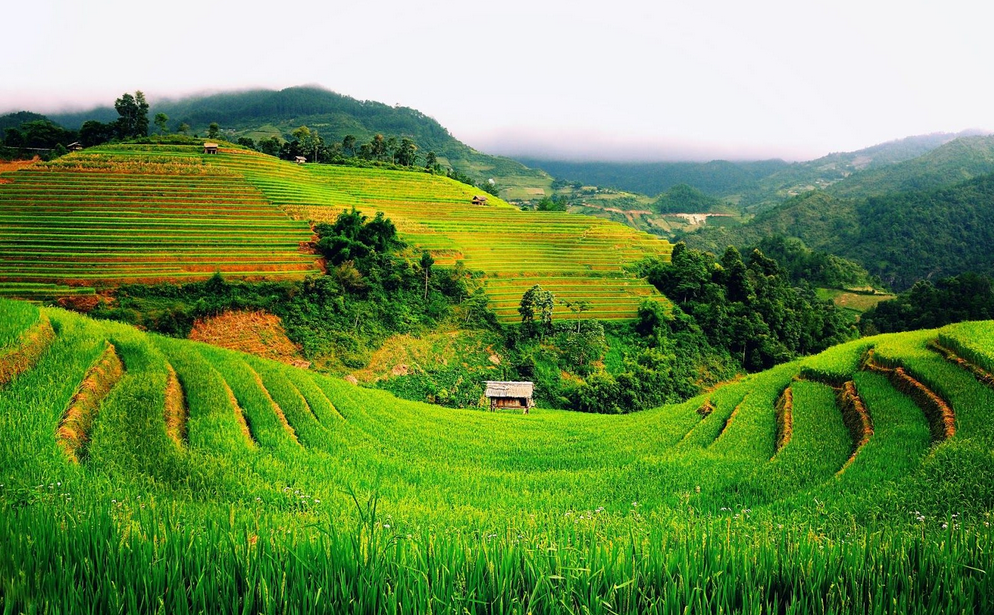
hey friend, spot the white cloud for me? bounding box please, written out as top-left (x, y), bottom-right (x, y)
top-left (1, 0), bottom-right (992, 160)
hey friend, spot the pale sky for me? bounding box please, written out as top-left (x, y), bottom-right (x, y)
top-left (2, 0), bottom-right (993, 161)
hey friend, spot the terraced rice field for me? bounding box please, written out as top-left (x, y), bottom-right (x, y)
top-left (0, 144), bottom-right (670, 320)
top-left (0, 146), bottom-right (319, 297)
top-left (2, 300), bottom-right (993, 612)
top-left (210, 148), bottom-right (673, 322)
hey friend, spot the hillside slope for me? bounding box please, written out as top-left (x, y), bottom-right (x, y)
top-left (1, 300), bottom-right (993, 611)
top-left (47, 86), bottom-right (554, 201)
top-left (684, 174), bottom-right (994, 289)
top-left (0, 144), bottom-right (672, 321)
top-left (827, 135), bottom-right (994, 198)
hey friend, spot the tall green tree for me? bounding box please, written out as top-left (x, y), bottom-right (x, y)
top-left (207, 122), bottom-right (221, 139)
top-left (519, 285), bottom-right (555, 338)
top-left (419, 250), bottom-right (434, 300)
top-left (153, 113), bottom-right (169, 135)
top-left (342, 134), bottom-right (357, 158)
top-left (395, 138), bottom-right (417, 166)
top-left (114, 91), bottom-right (149, 139)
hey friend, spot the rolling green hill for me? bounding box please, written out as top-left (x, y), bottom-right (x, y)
top-left (684, 173), bottom-right (994, 290)
top-left (0, 143), bottom-right (672, 322)
top-left (46, 86), bottom-right (554, 201)
top-left (520, 131), bottom-right (987, 210)
top-left (826, 135), bottom-right (994, 198)
top-left (2, 299), bottom-right (993, 612)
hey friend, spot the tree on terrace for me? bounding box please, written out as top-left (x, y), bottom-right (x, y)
top-left (154, 113), bottom-right (169, 135)
top-left (114, 91), bottom-right (149, 139)
top-left (519, 285), bottom-right (555, 339)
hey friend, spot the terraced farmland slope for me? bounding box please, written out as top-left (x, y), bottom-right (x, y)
top-left (0, 144), bottom-right (671, 321)
top-left (2, 298), bottom-right (993, 612)
top-left (206, 147), bottom-right (673, 322)
top-left (0, 146), bottom-right (319, 298)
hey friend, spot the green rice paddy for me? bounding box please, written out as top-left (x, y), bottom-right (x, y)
top-left (1, 300), bottom-right (993, 613)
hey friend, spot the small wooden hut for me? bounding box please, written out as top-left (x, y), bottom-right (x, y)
top-left (472, 195), bottom-right (488, 205)
top-left (485, 381), bottom-right (534, 414)
top-left (295, 156), bottom-right (307, 164)
top-left (67, 141), bottom-right (83, 152)
top-left (203, 142), bottom-right (219, 154)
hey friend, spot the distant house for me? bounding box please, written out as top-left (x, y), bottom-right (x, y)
top-left (203, 143), bottom-right (219, 155)
top-left (485, 381), bottom-right (534, 414)
top-left (67, 142), bottom-right (83, 152)
top-left (294, 156), bottom-right (307, 164)
top-left (472, 195), bottom-right (488, 205)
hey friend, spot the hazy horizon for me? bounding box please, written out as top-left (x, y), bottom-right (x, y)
top-left (4, 0), bottom-right (994, 163)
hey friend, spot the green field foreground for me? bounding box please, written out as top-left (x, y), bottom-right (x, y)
top-left (0, 143), bottom-right (671, 320)
top-left (1, 298), bottom-right (994, 612)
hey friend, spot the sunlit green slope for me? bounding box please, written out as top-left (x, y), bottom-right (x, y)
top-left (2, 298), bottom-right (994, 612)
top-left (0, 144), bottom-right (672, 321)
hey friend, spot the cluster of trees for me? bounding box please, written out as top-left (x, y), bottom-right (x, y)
top-left (92, 209), bottom-right (472, 370)
top-left (507, 283), bottom-right (736, 414)
top-left (751, 235), bottom-right (877, 290)
top-left (75, 91), bottom-right (157, 147)
top-left (1, 91), bottom-right (179, 156)
top-left (535, 195), bottom-right (569, 211)
top-left (238, 129), bottom-right (428, 169)
top-left (1, 118), bottom-right (75, 156)
top-left (233, 128), bottom-right (498, 194)
top-left (652, 184), bottom-right (726, 214)
top-left (641, 243), bottom-right (856, 371)
top-left (860, 273), bottom-right (994, 334)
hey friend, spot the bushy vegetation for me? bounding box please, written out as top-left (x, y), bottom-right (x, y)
top-left (652, 183), bottom-right (727, 213)
top-left (860, 272), bottom-right (994, 333)
top-left (2, 300), bottom-right (994, 613)
top-left (751, 235), bottom-right (878, 290)
top-left (639, 243), bottom-right (856, 371)
top-left (685, 170), bottom-right (994, 291)
top-left (90, 210), bottom-right (471, 372)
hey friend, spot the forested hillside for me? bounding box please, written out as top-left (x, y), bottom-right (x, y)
top-left (684, 174), bottom-right (994, 289)
top-left (45, 87), bottom-right (553, 200)
top-left (827, 135), bottom-right (994, 198)
top-left (521, 131), bottom-right (986, 210)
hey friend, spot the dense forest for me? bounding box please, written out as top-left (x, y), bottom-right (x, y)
top-left (519, 158), bottom-right (788, 197)
top-left (684, 173), bottom-right (994, 290)
top-left (860, 273), bottom-right (994, 334)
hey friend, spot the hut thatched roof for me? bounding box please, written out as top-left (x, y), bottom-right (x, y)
top-left (203, 142), bottom-right (219, 148)
top-left (485, 381), bottom-right (534, 398)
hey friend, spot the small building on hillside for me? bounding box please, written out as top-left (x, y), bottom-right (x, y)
top-left (294, 156), bottom-right (307, 164)
top-left (67, 142), bottom-right (83, 152)
top-left (203, 142), bottom-right (219, 155)
top-left (485, 381), bottom-right (534, 414)
top-left (472, 195), bottom-right (488, 205)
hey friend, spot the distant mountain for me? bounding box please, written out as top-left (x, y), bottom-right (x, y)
top-left (517, 158), bottom-right (788, 197)
top-left (826, 135), bottom-right (994, 198)
top-left (0, 111), bottom-right (49, 134)
top-left (47, 86), bottom-right (552, 200)
top-left (521, 131), bottom-right (989, 211)
top-left (683, 173), bottom-right (994, 290)
top-left (731, 130), bottom-right (990, 210)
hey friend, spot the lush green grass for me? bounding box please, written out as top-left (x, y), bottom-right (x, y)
top-left (2, 299), bottom-right (994, 612)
